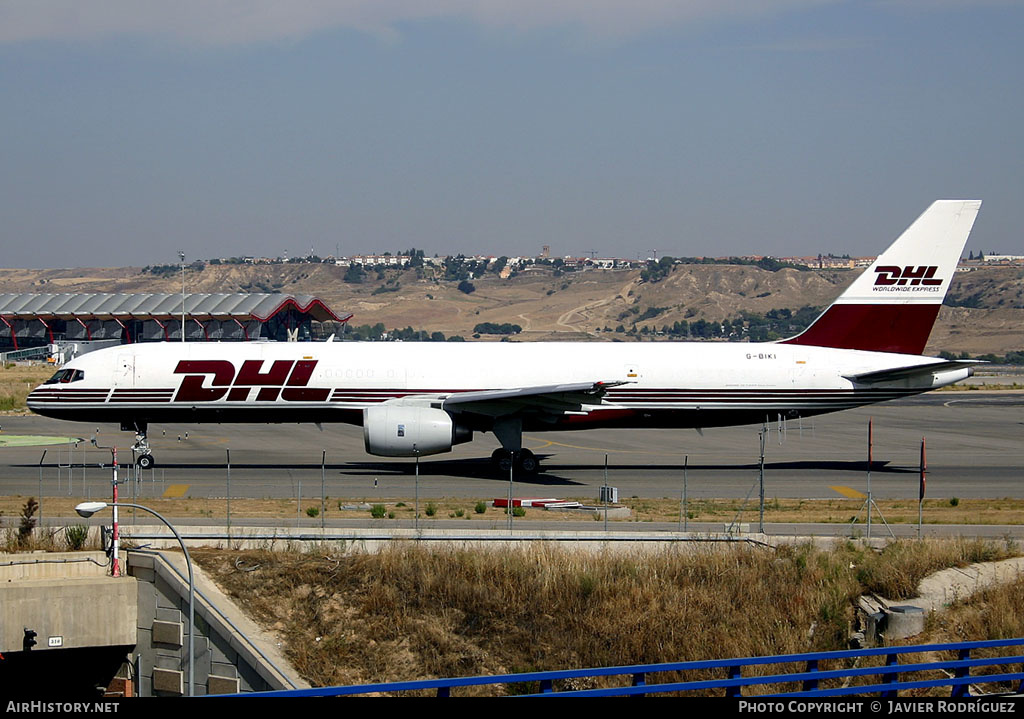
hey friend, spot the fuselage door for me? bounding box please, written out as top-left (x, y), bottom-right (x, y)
top-left (116, 354), bottom-right (134, 388)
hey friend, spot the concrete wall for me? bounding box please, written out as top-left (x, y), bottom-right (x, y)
top-left (127, 551), bottom-right (299, 696)
top-left (0, 552), bottom-right (137, 654)
top-left (1, 549), bottom-right (301, 696)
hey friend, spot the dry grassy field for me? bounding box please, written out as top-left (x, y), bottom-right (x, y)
top-left (189, 539), bottom-right (1022, 694)
top-left (0, 364), bottom-right (53, 412)
top-left (2, 484), bottom-right (1021, 694)
top-left (3, 495), bottom-right (1021, 527)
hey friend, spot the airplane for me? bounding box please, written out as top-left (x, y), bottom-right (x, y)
top-left (28, 200), bottom-right (982, 475)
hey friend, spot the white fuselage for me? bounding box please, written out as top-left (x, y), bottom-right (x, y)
top-left (28, 340), bottom-right (967, 432)
top-left (23, 200), bottom-right (981, 467)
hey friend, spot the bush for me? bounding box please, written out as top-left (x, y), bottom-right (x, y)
top-left (371, 504), bottom-right (386, 519)
top-left (454, 508), bottom-right (465, 518)
top-left (65, 524), bottom-right (89, 551)
top-left (343, 264), bottom-right (365, 284)
top-left (306, 507), bottom-right (320, 518)
top-left (425, 502), bottom-right (438, 517)
top-left (475, 501), bottom-right (488, 514)
top-left (473, 322), bottom-right (522, 335)
top-left (18, 497), bottom-right (39, 547)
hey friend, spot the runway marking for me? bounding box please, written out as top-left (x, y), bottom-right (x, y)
top-left (830, 485), bottom-right (867, 499)
top-left (525, 437), bottom-right (645, 454)
top-left (163, 484), bottom-right (190, 498)
top-left (0, 435), bottom-right (84, 447)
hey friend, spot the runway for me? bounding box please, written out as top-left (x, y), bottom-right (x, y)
top-left (1, 392), bottom-right (1021, 504)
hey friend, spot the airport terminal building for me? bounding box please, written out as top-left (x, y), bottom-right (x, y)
top-left (0, 293), bottom-right (352, 356)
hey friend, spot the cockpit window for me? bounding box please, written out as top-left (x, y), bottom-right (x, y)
top-left (43, 369), bottom-right (85, 384)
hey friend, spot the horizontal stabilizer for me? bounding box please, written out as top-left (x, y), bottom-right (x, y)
top-left (843, 360), bottom-right (983, 384)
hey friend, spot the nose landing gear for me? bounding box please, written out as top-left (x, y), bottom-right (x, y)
top-left (126, 423), bottom-right (155, 469)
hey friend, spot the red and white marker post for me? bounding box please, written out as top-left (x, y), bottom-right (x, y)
top-left (111, 448), bottom-right (120, 577)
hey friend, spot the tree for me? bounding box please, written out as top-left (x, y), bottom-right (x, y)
top-left (403, 248), bottom-right (425, 268)
top-left (473, 322), bottom-right (522, 335)
top-left (458, 280), bottom-right (476, 294)
top-left (444, 255), bottom-right (471, 281)
top-left (344, 263), bottom-right (365, 284)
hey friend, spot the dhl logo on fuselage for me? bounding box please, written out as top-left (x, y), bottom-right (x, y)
top-left (873, 265), bottom-right (943, 287)
top-left (172, 359), bottom-right (329, 402)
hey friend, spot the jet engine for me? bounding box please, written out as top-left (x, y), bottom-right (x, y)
top-left (363, 405), bottom-right (473, 457)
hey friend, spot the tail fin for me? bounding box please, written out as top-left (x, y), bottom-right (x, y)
top-left (780, 200), bottom-right (981, 354)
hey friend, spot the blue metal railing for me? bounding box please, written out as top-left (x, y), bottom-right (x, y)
top-left (242, 637), bottom-right (1024, 697)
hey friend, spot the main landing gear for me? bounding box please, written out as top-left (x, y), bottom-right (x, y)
top-left (489, 416), bottom-right (540, 476)
top-left (490, 448), bottom-right (540, 476)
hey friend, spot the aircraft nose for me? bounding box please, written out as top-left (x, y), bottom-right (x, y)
top-left (25, 382), bottom-right (55, 409)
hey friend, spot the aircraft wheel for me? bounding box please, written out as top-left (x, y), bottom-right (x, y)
top-left (517, 449), bottom-right (540, 475)
top-left (137, 454), bottom-right (155, 470)
top-left (491, 448), bottom-right (514, 473)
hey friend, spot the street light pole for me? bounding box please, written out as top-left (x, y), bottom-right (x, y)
top-left (76, 501), bottom-right (195, 697)
top-left (414, 444), bottom-right (419, 531)
top-left (179, 250), bottom-right (186, 342)
top-left (91, 438), bottom-right (123, 577)
top-left (112, 448), bottom-right (120, 576)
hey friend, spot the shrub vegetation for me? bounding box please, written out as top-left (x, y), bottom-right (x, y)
top-left (192, 539), bottom-right (1020, 694)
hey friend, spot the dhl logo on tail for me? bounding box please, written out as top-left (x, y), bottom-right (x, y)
top-left (873, 265), bottom-right (942, 287)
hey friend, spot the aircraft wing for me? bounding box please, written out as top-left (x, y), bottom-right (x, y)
top-left (439, 381), bottom-right (627, 417)
top-left (843, 360), bottom-right (984, 384)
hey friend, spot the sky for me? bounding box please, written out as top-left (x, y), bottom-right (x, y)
top-left (1, 1), bottom-right (1022, 268)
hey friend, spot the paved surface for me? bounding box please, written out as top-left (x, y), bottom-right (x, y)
top-left (912, 556), bottom-right (1024, 611)
top-left (1, 392), bottom-right (1022, 503)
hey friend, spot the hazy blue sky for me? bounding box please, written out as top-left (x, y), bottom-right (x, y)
top-left (1, 1), bottom-right (1021, 268)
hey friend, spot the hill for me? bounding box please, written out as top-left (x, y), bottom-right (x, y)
top-left (2, 262), bottom-right (1021, 354)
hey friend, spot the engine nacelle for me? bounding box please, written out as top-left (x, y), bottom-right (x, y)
top-left (363, 405), bottom-right (472, 457)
